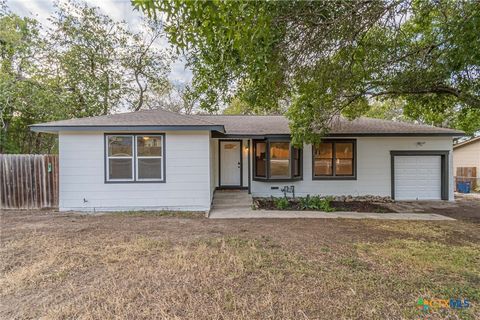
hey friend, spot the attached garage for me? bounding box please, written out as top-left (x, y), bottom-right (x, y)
top-left (391, 151), bottom-right (449, 201)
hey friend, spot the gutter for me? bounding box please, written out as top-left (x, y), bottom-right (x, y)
top-left (29, 124), bottom-right (226, 134)
top-left (211, 132), bottom-right (465, 139)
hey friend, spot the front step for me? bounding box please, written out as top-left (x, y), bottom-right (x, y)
top-left (214, 192), bottom-right (251, 199)
top-left (212, 190), bottom-right (252, 209)
top-left (213, 203), bottom-right (252, 209)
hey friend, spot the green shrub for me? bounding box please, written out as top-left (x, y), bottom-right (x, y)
top-left (299, 195), bottom-right (310, 209)
top-left (299, 195), bottom-right (334, 212)
top-left (274, 197), bottom-right (290, 210)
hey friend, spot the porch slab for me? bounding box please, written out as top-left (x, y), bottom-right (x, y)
top-left (209, 208), bottom-right (455, 221)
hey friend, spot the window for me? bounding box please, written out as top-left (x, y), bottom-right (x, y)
top-left (136, 136), bottom-right (163, 180)
top-left (314, 142), bottom-right (333, 176)
top-left (254, 141), bottom-right (267, 178)
top-left (270, 142), bottom-right (290, 178)
top-left (313, 140), bottom-right (355, 179)
top-left (107, 136), bottom-right (133, 180)
top-left (253, 139), bottom-right (302, 181)
top-left (293, 148), bottom-right (302, 178)
top-left (106, 134), bottom-right (165, 183)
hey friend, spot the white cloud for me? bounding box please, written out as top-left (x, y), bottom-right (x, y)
top-left (7, 0), bottom-right (53, 26)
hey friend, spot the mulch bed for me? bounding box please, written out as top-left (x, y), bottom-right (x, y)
top-left (254, 198), bottom-right (395, 213)
top-left (330, 201), bottom-right (394, 213)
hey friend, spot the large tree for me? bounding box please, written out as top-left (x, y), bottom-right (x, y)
top-left (0, 4), bottom-right (63, 153)
top-left (134, 0), bottom-right (480, 144)
top-left (0, 1), bottom-right (171, 153)
top-left (47, 1), bottom-right (171, 116)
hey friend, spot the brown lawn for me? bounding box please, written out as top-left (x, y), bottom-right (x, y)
top-left (1, 207), bottom-right (479, 319)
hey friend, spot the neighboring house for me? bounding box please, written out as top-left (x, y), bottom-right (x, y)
top-left (31, 110), bottom-right (463, 212)
top-left (453, 136), bottom-right (480, 189)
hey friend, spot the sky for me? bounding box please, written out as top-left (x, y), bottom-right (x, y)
top-left (6, 0), bottom-right (192, 84)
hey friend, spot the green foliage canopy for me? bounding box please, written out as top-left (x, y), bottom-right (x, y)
top-left (133, 0), bottom-right (480, 144)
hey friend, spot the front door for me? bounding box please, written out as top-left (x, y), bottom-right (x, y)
top-left (220, 140), bottom-right (242, 187)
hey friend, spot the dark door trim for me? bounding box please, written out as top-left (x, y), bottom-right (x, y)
top-left (390, 150), bottom-right (450, 200)
top-left (219, 139), bottom-right (243, 188)
top-left (247, 139), bottom-right (251, 194)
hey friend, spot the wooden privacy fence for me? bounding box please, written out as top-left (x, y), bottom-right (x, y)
top-left (0, 154), bottom-right (59, 209)
top-left (455, 166), bottom-right (478, 191)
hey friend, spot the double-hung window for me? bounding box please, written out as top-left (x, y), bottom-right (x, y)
top-left (106, 134), bottom-right (165, 183)
top-left (313, 139), bottom-right (356, 179)
top-left (253, 139), bottom-right (302, 181)
top-left (107, 135), bottom-right (134, 181)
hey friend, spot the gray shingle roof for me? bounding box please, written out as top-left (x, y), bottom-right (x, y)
top-left (198, 115), bottom-right (463, 136)
top-left (30, 108), bottom-right (464, 136)
top-left (32, 109), bottom-right (218, 127)
top-left (453, 136), bottom-right (480, 149)
top-left (197, 115), bottom-right (290, 135)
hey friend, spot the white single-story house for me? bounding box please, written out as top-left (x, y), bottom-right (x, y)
top-left (31, 109), bottom-right (463, 212)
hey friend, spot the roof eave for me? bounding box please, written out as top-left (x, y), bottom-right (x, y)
top-left (327, 132), bottom-right (465, 137)
top-left (213, 132), bottom-right (464, 138)
top-left (29, 124), bottom-right (226, 134)
top-left (453, 137), bottom-right (480, 149)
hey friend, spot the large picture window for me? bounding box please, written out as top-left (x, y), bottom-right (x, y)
top-left (106, 134), bottom-right (165, 183)
top-left (254, 139), bottom-right (302, 181)
top-left (270, 142), bottom-right (290, 178)
top-left (313, 140), bottom-right (356, 179)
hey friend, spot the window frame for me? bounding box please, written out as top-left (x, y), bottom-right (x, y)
top-left (293, 147), bottom-right (302, 178)
top-left (253, 140), bottom-right (267, 178)
top-left (105, 135), bottom-right (134, 182)
top-left (312, 139), bottom-right (357, 180)
top-left (135, 135), bottom-right (164, 182)
top-left (104, 133), bottom-right (166, 183)
top-left (253, 139), bottom-right (303, 181)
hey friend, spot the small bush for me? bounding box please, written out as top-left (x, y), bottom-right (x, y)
top-left (299, 195), bottom-right (311, 210)
top-left (274, 197), bottom-right (290, 210)
top-left (299, 195), bottom-right (334, 212)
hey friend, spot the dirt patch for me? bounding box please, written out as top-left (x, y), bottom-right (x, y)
top-left (330, 201), bottom-right (394, 213)
top-left (1, 210), bottom-right (479, 319)
top-left (386, 198), bottom-right (480, 223)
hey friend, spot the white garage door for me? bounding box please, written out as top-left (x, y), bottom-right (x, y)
top-left (394, 156), bottom-right (442, 200)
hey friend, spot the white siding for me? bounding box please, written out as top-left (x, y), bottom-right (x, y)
top-left (212, 140), bottom-right (219, 188)
top-left (59, 131), bottom-right (212, 212)
top-left (209, 133), bottom-right (217, 202)
top-left (251, 137), bottom-right (454, 201)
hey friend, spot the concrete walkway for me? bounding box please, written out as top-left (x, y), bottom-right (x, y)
top-left (209, 190), bottom-right (455, 221)
top-left (209, 208), bottom-right (455, 220)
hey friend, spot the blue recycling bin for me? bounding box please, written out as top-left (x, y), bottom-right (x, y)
top-left (457, 181), bottom-right (471, 193)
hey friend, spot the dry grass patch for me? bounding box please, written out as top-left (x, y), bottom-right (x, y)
top-left (1, 211), bottom-right (480, 319)
top-left (374, 221), bottom-right (451, 239)
top-left (107, 210), bottom-right (205, 218)
top-left (358, 239), bottom-right (480, 275)
top-left (357, 239), bottom-right (480, 318)
top-left (1, 234), bottom-right (342, 319)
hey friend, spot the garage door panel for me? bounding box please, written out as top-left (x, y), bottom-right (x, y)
top-left (394, 155), bottom-right (441, 200)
